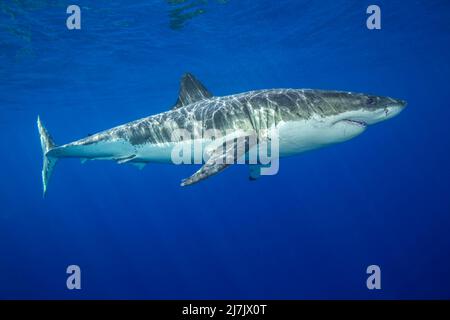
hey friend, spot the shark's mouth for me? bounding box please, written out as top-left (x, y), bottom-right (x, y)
top-left (341, 119), bottom-right (368, 127)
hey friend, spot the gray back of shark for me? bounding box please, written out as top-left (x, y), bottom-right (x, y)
top-left (37, 73), bottom-right (406, 196)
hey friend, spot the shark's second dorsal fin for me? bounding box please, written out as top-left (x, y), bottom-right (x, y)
top-left (172, 73), bottom-right (212, 110)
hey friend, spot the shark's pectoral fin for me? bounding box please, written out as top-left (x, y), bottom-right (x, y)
top-left (181, 133), bottom-right (257, 186)
top-left (181, 162), bottom-right (229, 187)
top-left (180, 140), bottom-right (234, 186)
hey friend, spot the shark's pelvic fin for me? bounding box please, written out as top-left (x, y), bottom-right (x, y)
top-left (37, 116), bottom-right (58, 197)
top-left (116, 155), bottom-right (147, 169)
top-left (116, 154), bottom-right (137, 164)
top-left (181, 134), bottom-right (257, 186)
top-left (248, 164), bottom-right (261, 180)
top-left (172, 73), bottom-right (212, 110)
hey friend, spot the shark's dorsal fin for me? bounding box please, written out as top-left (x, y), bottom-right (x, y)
top-left (172, 73), bottom-right (212, 110)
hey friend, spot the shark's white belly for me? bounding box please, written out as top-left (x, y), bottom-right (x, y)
top-left (277, 117), bottom-right (366, 157)
top-left (136, 142), bottom-right (180, 163)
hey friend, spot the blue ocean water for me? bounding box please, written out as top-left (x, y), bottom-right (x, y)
top-left (1, 0), bottom-right (450, 299)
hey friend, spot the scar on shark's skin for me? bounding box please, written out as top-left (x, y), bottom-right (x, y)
top-left (37, 73), bottom-right (407, 196)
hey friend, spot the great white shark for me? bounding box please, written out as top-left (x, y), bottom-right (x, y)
top-left (37, 73), bottom-right (406, 196)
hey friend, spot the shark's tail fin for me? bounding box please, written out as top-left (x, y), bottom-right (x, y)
top-left (37, 116), bottom-right (58, 197)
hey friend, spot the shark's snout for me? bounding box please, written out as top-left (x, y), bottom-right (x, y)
top-left (361, 96), bottom-right (407, 125)
top-left (389, 97), bottom-right (407, 109)
top-left (385, 98), bottom-right (407, 119)
top-left (335, 96), bottom-right (407, 127)
top-left (397, 99), bottom-right (407, 107)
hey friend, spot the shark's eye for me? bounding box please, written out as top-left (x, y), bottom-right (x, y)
top-left (367, 97), bottom-right (375, 105)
